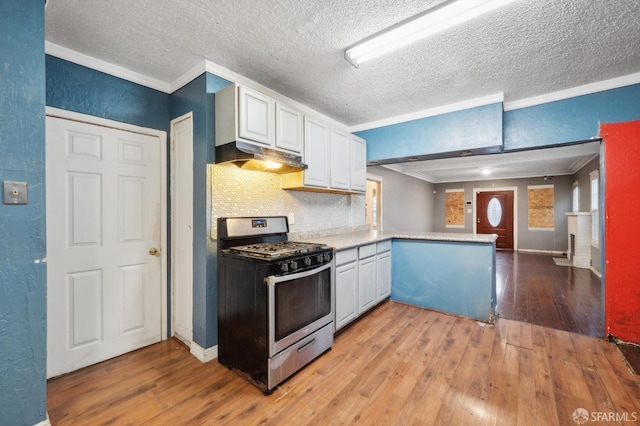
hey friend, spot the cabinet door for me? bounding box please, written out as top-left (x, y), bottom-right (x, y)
top-left (330, 128), bottom-right (350, 190)
top-left (358, 256), bottom-right (376, 314)
top-left (376, 251), bottom-right (391, 301)
top-left (238, 86), bottom-right (274, 146)
top-left (304, 116), bottom-right (330, 187)
top-left (350, 135), bottom-right (367, 192)
top-left (335, 261), bottom-right (358, 330)
top-left (275, 102), bottom-right (303, 153)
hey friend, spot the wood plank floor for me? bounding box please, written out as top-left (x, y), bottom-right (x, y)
top-left (47, 302), bottom-right (639, 425)
top-left (495, 251), bottom-right (603, 337)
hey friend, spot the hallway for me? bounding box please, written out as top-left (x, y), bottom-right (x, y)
top-left (495, 251), bottom-right (603, 338)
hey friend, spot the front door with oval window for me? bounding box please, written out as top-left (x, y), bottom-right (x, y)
top-left (476, 191), bottom-right (514, 250)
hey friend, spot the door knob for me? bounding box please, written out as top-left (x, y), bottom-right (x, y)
top-left (149, 247), bottom-right (159, 256)
top-left (477, 218), bottom-right (480, 224)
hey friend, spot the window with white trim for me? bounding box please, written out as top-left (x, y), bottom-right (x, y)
top-left (590, 170), bottom-right (599, 247)
top-left (572, 181), bottom-right (580, 213)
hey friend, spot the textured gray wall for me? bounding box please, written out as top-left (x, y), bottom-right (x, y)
top-left (367, 166), bottom-right (434, 233)
top-left (432, 175), bottom-right (573, 252)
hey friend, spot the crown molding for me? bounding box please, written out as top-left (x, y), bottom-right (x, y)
top-left (504, 72), bottom-right (640, 111)
top-left (349, 93), bottom-right (504, 133)
top-left (45, 41), bottom-right (172, 93)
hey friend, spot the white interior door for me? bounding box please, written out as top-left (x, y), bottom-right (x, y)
top-left (46, 116), bottom-right (162, 378)
top-left (171, 114), bottom-right (193, 345)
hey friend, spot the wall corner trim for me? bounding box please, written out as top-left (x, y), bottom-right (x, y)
top-left (190, 342), bottom-right (218, 363)
top-left (349, 93), bottom-right (504, 133)
top-left (504, 72), bottom-right (640, 111)
top-left (45, 41), bottom-right (172, 93)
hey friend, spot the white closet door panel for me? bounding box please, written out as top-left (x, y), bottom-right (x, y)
top-left (47, 116), bottom-right (162, 378)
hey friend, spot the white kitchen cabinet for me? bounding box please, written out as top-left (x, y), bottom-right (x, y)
top-left (330, 127), bottom-right (350, 190)
top-left (350, 135), bottom-right (367, 193)
top-left (376, 243), bottom-right (391, 302)
top-left (334, 249), bottom-right (358, 331)
top-left (238, 86), bottom-right (274, 146)
top-left (358, 244), bottom-right (377, 314)
top-left (275, 102), bottom-right (303, 153)
top-left (334, 241), bottom-right (392, 331)
top-left (303, 116), bottom-right (331, 187)
top-left (217, 83), bottom-right (303, 155)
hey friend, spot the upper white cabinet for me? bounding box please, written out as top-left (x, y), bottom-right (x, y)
top-left (238, 86), bottom-right (274, 146)
top-left (275, 102), bottom-right (303, 153)
top-left (330, 128), bottom-right (350, 190)
top-left (215, 83), bottom-right (303, 154)
top-left (282, 117), bottom-right (367, 194)
top-left (302, 116), bottom-right (331, 187)
top-left (350, 135), bottom-right (367, 193)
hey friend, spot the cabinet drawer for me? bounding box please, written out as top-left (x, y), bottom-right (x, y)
top-left (358, 243), bottom-right (376, 259)
top-left (377, 240), bottom-right (391, 253)
top-left (335, 248), bottom-right (357, 266)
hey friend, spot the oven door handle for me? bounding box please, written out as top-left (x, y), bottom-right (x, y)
top-left (265, 261), bottom-right (332, 286)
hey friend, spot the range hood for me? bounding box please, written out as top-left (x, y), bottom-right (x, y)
top-left (215, 141), bottom-right (308, 174)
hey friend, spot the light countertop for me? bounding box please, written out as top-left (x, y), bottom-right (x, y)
top-left (301, 231), bottom-right (498, 251)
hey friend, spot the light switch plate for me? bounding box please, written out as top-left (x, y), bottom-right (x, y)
top-left (3, 181), bottom-right (28, 204)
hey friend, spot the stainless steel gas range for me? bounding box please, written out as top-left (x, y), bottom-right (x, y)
top-left (217, 216), bottom-right (333, 394)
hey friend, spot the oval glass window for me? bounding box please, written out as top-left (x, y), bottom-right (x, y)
top-left (487, 198), bottom-right (502, 227)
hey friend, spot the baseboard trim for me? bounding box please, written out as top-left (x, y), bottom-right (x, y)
top-left (34, 413), bottom-right (51, 426)
top-left (590, 266), bottom-right (602, 278)
top-left (517, 248), bottom-right (565, 256)
top-left (190, 342), bottom-right (218, 363)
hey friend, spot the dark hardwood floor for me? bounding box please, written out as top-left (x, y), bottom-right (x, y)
top-left (47, 302), bottom-right (640, 425)
top-left (495, 251), bottom-right (603, 337)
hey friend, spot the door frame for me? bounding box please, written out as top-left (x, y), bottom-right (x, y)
top-left (45, 106), bottom-right (169, 339)
top-left (169, 112), bottom-right (193, 345)
top-left (366, 173), bottom-right (383, 231)
top-left (473, 186), bottom-right (518, 251)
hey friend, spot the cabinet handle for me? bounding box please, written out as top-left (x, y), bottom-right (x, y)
top-left (297, 339), bottom-right (316, 353)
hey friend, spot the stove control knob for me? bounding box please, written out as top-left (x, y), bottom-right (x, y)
top-left (316, 255), bottom-right (324, 263)
top-left (280, 262), bottom-right (289, 272)
top-left (324, 253), bottom-right (331, 262)
top-left (304, 257), bottom-right (312, 266)
top-left (290, 260), bottom-right (298, 270)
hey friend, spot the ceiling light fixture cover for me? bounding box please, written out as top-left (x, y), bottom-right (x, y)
top-left (481, 168), bottom-right (492, 175)
top-left (345, 0), bottom-right (518, 67)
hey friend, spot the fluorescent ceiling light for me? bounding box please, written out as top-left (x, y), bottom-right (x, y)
top-left (345, 0), bottom-right (518, 67)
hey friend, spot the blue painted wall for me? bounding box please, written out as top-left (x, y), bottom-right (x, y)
top-left (0, 1), bottom-right (47, 424)
top-left (504, 84), bottom-right (640, 150)
top-left (46, 55), bottom-right (171, 132)
top-left (357, 102), bottom-right (503, 162)
top-left (170, 72), bottom-right (231, 348)
top-left (391, 240), bottom-right (496, 321)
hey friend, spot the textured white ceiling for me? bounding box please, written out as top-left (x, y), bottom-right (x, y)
top-left (45, 1), bottom-right (634, 181)
top-left (45, 0), bottom-right (640, 127)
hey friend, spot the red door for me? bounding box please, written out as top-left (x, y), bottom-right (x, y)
top-left (601, 120), bottom-right (640, 343)
top-left (476, 191), bottom-right (514, 250)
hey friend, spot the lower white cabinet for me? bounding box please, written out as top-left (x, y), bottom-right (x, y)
top-left (335, 249), bottom-right (358, 330)
top-left (334, 241), bottom-right (392, 331)
top-left (376, 242), bottom-right (391, 301)
top-left (358, 245), bottom-right (377, 314)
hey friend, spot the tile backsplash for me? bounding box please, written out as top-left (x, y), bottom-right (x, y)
top-left (210, 165), bottom-right (366, 238)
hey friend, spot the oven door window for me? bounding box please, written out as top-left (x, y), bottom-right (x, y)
top-left (274, 267), bottom-right (331, 342)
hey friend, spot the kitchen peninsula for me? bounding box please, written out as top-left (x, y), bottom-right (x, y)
top-left (304, 231), bottom-right (498, 328)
